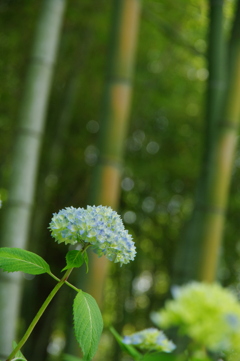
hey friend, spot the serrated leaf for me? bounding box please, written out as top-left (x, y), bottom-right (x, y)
top-left (62, 250), bottom-right (84, 271)
top-left (62, 354), bottom-right (83, 361)
top-left (73, 291), bottom-right (103, 361)
top-left (110, 327), bottom-right (142, 360)
top-left (0, 247), bottom-right (51, 275)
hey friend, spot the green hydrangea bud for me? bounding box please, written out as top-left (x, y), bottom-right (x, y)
top-left (151, 282), bottom-right (240, 355)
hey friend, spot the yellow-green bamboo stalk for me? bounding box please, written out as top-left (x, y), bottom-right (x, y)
top-left (228, 0), bottom-right (240, 74)
top-left (174, 1), bottom-right (240, 283)
top-left (87, 0), bottom-right (141, 306)
top-left (173, 0), bottom-right (226, 284)
top-left (199, 30), bottom-right (240, 281)
top-left (0, 0), bottom-right (66, 357)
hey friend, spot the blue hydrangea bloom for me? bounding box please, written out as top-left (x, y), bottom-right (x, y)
top-left (123, 328), bottom-right (175, 353)
top-left (49, 205), bottom-right (136, 265)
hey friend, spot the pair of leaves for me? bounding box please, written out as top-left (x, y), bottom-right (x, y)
top-left (0, 247), bottom-right (87, 277)
top-left (62, 250), bottom-right (89, 273)
top-left (0, 248), bottom-right (102, 360)
top-left (0, 248), bottom-right (51, 275)
top-left (73, 291), bottom-right (103, 361)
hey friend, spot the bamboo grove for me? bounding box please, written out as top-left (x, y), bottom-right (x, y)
top-left (1, 0), bottom-right (240, 360)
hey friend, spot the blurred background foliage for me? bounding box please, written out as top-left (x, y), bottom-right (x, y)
top-left (1, 0), bottom-right (240, 360)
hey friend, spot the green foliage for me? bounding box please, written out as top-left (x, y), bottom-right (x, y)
top-left (73, 291), bottom-right (103, 361)
top-left (1, 0), bottom-right (239, 360)
top-left (0, 247), bottom-right (51, 275)
top-left (62, 354), bottom-right (83, 361)
top-left (189, 357), bottom-right (212, 361)
top-left (62, 250), bottom-right (84, 271)
top-left (141, 353), bottom-right (176, 361)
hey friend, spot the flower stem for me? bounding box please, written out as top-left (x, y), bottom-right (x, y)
top-left (6, 268), bottom-right (74, 361)
top-left (48, 271), bottom-right (80, 292)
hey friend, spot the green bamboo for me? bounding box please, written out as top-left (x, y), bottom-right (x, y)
top-left (0, 0), bottom-right (66, 357)
top-left (31, 45), bottom-right (86, 253)
top-left (26, 38), bottom-right (92, 361)
top-left (86, 0), bottom-right (141, 307)
top-left (173, 0), bottom-right (226, 283)
top-left (199, 6), bottom-right (240, 281)
top-left (205, 0), bottom-right (226, 141)
top-left (228, 0), bottom-right (240, 74)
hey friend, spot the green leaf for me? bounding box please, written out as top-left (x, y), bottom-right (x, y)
top-left (62, 354), bottom-right (83, 361)
top-left (73, 291), bottom-right (103, 361)
top-left (141, 352), bottom-right (177, 361)
top-left (83, 252), bottom-right (89, 273)
top-left (62, 250), bottom-right (84, 271)
top-left (12, 341), bottom-right (23, 357)
top-left (0, 247), bottom-right (51, 275)
top-left (11, 341), bottom-right (28, 360)
top-left (109, 327), bottom-right (142, 360)
top-left (189, 357), bottom-right (212, 361)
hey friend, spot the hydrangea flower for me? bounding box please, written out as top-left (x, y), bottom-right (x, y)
top-left (49, 205), bottom-right (136, 265)
top-left (151, 282), bottom-right (240, 354)
top-left (122, 328), bottom-right (175, 353)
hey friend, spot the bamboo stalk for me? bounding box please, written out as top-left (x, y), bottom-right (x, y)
top-left (173, 0), bottom-right (226, 284)
top-left (87, 0), bottom-right (141, 306)
top-left (0, 0), bottom-right (66, 357)
top-left (199, 27), bottom-right (240, 280)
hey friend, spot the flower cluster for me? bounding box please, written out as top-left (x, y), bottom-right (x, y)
top-left (151, 282), bottom-right (240, 355)
top-left (122, 328), bottom-right (175, 353)
top-left (49, 205), bottom-right (136, 265)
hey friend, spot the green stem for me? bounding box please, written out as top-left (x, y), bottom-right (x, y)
top-left (6, 245), bottom-right (90, 360)
top-left (6, 268), bottom-right (73, 361)
top-left (48, 271), bottom-right (80, 292)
